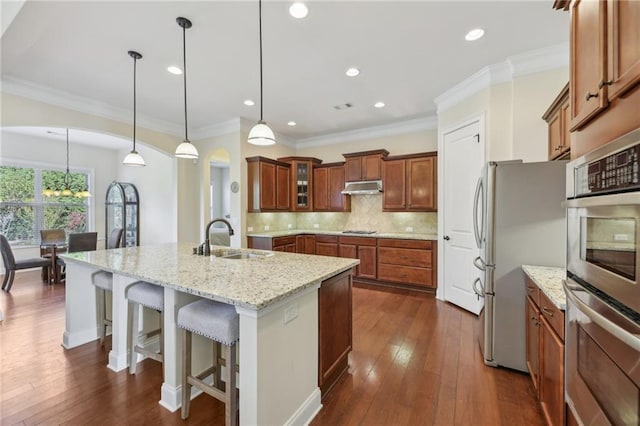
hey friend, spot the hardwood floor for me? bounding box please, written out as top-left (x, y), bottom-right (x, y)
top-left (0, 271), bottom-right (544, 425)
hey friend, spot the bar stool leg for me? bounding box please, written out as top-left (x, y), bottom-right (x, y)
top-left (214, 341), bottom-right (222, 390)
top-left (96, 288), bottom-right (106, 346)
top-left (129, 303), bottom-right (140, 374)
top-left (225, 343), bottom-right (237, 426)
top-left (181, 329), bottom-right (192, 420)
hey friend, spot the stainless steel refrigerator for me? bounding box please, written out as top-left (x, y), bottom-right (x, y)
top-left (472, 160), bottom-right (566, 372)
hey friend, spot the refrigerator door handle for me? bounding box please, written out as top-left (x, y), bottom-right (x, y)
top-left (473, 256), bottom-right (486, 271)
top-left (473, 177), bottom-right (484, 249)
top-left (472, 277), bottom-right (485, 298)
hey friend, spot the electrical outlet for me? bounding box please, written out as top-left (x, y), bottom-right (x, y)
top-left (247, 226), bottom-right (253, 232)
top-left (288, 224), bottom-right (292, 229)
top-left (264, 225), bottom-right (270, 231)
top-left (614, 234), bottom-right (629, 241)
top-left (314, 224), bottom-right (319, 229)
top-left (405, 227), bottom-right (414, 232)
top-left (284, 303), bottom-right (298, 324)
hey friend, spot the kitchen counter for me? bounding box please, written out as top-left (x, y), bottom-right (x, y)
top-left (522, 265), bottom-right (566, 310)
top-left (247, 229), bottom-right (438, 241)
top-left (61, 243), bottom-right (358, 425)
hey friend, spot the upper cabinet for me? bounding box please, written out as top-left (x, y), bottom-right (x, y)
top-left (278, 157), bottom-right (323, 212)
top-left (246, 156), bottom-right (291, 212)
top-left (568, 0), bottom-right (640, 157)
top-left (313, 162), bottom-right (351, 212)
top-left (382, 152), bottom-right (437, 212)
top-left (543, 83), bottom-right (571, 160)
top-left (343, 150), bottom-right (389, 182)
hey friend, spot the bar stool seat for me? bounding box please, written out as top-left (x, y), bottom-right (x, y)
top-left (178, 299), bottom-right (239, 425)
top-left (126, 281), bottom-right (164, 374)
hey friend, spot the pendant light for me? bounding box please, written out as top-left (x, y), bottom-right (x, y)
top-left (248, 0), bottom-right (276, 146)
top-left (123, 50), bottom-right (146, 166)
top-left (174, 17), bottom-right (199, 159)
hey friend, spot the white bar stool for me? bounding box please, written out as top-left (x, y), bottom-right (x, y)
top-left (126, 281), bottom-right (164, 374)
top-left (177, 299), bottom-right (239, 425)
top-left (92, 270), bottom-right (113, 346)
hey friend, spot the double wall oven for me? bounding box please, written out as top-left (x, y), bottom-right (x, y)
top-left (564, 129), bottom-right (640, 425)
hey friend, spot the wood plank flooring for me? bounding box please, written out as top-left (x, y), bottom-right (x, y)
top-left (0, 271), bottom-right (544, 425)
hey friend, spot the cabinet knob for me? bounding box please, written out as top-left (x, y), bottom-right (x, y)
top-left (598, 79), bottom-right (613, 89)
top-left (585, 91), bottom-right (599, 101)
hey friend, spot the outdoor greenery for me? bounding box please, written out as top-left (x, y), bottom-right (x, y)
top-left (0, 165), bottom-right (88, 245)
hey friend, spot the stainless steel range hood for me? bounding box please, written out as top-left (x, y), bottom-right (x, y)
top-left (341, 180), bottom-right (383, 195)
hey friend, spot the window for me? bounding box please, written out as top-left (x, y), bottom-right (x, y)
top-left (0, 165), bottom-right (90, 246)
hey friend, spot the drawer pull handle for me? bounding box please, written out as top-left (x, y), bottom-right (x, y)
top-left (585, 91), bottom-right (599, 101)
top-left (598, 79), bottom-right (613, 89)
top-left (527, 286), bottom-right (535, 292)
top-left (542, 307), bottom-right (554, 317)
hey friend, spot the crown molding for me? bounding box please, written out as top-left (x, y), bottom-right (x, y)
top-left (296, 116), bottom-right (437, 149)
top-left (190, 117), bottom-right (242, 140)
top-left (1, 76), bottom-right (183, 137)
top-left (434, 43), bottom-right (569, 114)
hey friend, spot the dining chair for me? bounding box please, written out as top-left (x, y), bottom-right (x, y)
top-left (56, 232), bottom-right (98, 281)
top-left (1, 234), bottom-right (51, 292)
top-left (40, 229), bottom-right (67, 282)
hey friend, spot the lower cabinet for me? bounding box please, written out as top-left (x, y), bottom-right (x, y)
top-left (525, 276), bottom-right (565, 426)
top-left (295, 234), bottom-right (316, 254)
top-left (318, 269), bottom-right (352, 395)
top-left (247, 235), bottom-right (296, 252)
top-left (338, 236), bottom-right (376, 280)
top-left (377, 239), bottom-right (435, 288)
top-left (315, 235), bottom-right (339, 257)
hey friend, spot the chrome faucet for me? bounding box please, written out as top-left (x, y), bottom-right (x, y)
top-left (203, 218), bottom-right (235, 256)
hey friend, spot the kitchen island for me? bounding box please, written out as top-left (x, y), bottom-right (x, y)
top-left (61, 243), bottom-right (358, 425)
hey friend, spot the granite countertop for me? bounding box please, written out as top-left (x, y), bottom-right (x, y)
top-left (247, 229), bottom-right (438, 241)
top-left (586, 241), bottom-right (635, 251)
top-left (62, 243), bottom-right (359, 310)
top-left (522, 265), bottom-right (566, 310)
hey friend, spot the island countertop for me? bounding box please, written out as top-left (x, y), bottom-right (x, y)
top-left (62, 243), bottom-right (359, 310)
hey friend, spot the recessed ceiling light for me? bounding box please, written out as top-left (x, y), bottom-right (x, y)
top-left (346, 67), bottom-right (360, 77)
top-left (465, 28), bottom-right (485, 41)
top-left (288, 121), bottom-right (297, 126)
top-left (374, 101), bottom-right (385, 108)
top-left (289, 2), bottom-right (308, 19)
top-left (167, 66), bottom-right (182, 75)
top-left (244, 99), bottom-right (255, 106)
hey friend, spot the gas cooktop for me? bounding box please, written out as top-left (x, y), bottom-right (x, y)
top-left (342, 230), bottom-right (377, 234)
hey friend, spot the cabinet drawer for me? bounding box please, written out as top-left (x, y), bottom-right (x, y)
top-left (539, 291), bottom-right (564, 341)
top-left (525, 276), bottom-right (541, 306)
top-left (378, 238), bottom-right (432, 250)
top-left (378, 247), bottom-right (431, 268)
top-left (273, 236), bottom-right (296, 247)
top-left (378, 264), bottom-right (433, 287)
top-left (338, 236), bottom-right (376, 246)
top-left (315, 235), bottom-right (339, 244)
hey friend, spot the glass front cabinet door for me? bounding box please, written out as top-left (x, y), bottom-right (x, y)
top-left (277, 157), bottom-right (323, 212)
top-left (105, 181), bottom-right (140, 247)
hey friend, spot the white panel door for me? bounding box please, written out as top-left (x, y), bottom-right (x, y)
top-left (442, 119), bottom-right (484, 314)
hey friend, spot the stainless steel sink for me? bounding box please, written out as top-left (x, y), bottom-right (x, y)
top-left (222, 252), bottom-right (266, 260)
top-left (210, 248), bottom-right (272, 260)
top-left (210, 249), bottom-right (243, 257)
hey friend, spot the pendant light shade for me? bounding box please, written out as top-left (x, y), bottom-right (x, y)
top-left (175, 17), bottom-right (199, 159)
top-left (124, 50), bottom-right (146, 167)
top-left (248, 0), bottom-right (276, 146)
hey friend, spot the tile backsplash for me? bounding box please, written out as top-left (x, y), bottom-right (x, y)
top-left (247, 195), bottom-right (437, 234)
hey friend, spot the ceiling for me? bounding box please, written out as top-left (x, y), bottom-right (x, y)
top-left (1, 1), bottom-right (569, 144)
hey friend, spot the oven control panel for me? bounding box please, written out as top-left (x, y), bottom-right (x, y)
top-left (576, 144), bottom-right (640, 196)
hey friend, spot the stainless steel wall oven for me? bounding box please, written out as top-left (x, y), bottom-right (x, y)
top-left (564, 129), bottom-right (640, 426)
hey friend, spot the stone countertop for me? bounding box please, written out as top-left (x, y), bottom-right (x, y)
top-left (522, 265), bottom-right (566, 310)
top-left (247, 229), bottom-right (438, 241)
top-left (586, 241), bottom-right (635, 251)
top-left (62, 243), bottom-right (359, 311)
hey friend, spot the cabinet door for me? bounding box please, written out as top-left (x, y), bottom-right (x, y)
top-left (548, 111), bottom-right (563, 160)
top-left (345, 157), bottom-right (362, 182)
top-left (382, 159), bottom-right (406, 210)
top-left (259, 162), bottom-right (277, 210)
top-left (304, 235), bottom-right (316, 254)
top-left (276, 164), bottom-right (290, 210)
top-left (560, 99), bottom-right (571, 156)
top-left (526, 297), bottom-right (540, 394)
top-left (296, 235), bottom-right (306, 253)
top-left (358, 245), bottom-right (377, 280)
top-left (362, 154), bottom-right (382, 180)
top-left (606, 0), bottom-right (640, 100)
top-left (407, 156), bottom-right (436, 211)
top-left (316, 242), bottom-right (338, 257)
top-left (540, 317), bottom-right (565, 426)
top-left (570, 0), bottom-right (608, 131)
top-left (292, 161), bottom-right (312, 212)
top-left (284, 243), bottom-right (296, 252)
top-left (339, 243), bottom-right (358, 275)
top-left (328, 166), bottom-right (349, 211)
top-left (313, 167), bottom-right (328, 211)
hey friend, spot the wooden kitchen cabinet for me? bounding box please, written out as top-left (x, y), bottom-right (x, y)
top-left (313, 163), bottom-right (351, 212)
top-left (568, 0), bottom-right (640, 157)
top-left (277, 157), bottom-right (323, 212)
top-left (318, 269), bottom-right (352, 395)
top-left (524, 276), bottom-right (565, 426)
top-left (247, 235), bottom-right (296, 252)
top-left (382, 152), bottom-right (437, 212)
top-left (343, 149), bottom-right (389, 182)
top-left (246, 156), bottom-right (291, 212)
top-left (295, 234), bottom-right (316, 254)
top-left (315, 235), bottom-right (339, 257)
top-left (377, 238), bottom-right (435, 288)
top-left (543, 83), bottom-right (571, 160)
top-left (339, 236), bottom-right (377, 280)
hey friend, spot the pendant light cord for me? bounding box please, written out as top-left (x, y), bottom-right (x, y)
top-left (182, 23), bottom-right (189, 142)
top-left (65, 128), bottom-right (70, 186)
top-left (259, 0), bottom-right (264, 122)
top-left (133, 56), bottom-right (137, 151)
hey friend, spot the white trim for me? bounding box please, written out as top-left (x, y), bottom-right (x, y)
top-left (296, 116), bottom-right (437, 149)
top-left (434, 43), bottom-right (569, 114)
top-left (1, 77), bottom-right (183, 137)
top-left (234, 282), bottom-right (321, 319)
top-left (190, 117), bottom-right (242, 141)
top-left (160, 383), bottom-right (181, 412)
top-left (284, 387), bottom-right (323, 426)
top-left (62, 327), bottom-right (99, 350)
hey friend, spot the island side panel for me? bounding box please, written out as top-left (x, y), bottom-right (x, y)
top-left (237, 284), bottom-right (321, 426)
top-left (63, 262), bottom-right (100, 349)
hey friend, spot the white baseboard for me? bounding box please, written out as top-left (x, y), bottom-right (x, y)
top-left (62, 327), bottom-right (98, 349)
top-left (284, 387), bottom-right (323, 426)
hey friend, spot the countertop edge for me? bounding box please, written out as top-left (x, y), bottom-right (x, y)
top-left (522, 264), bottom-right (566, 311)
